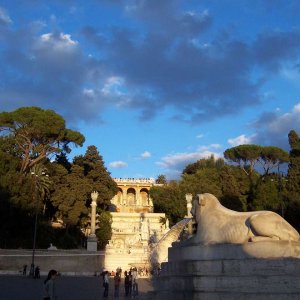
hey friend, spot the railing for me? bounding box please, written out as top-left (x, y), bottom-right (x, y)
top-left (114, 178), bottom-right (155, 184)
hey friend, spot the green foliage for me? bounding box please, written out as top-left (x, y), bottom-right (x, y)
top-left (252, 177), bottom-right (280, 211)
top-left (0, 106), bottom-right (299, 248)
top-left (29, 163), bottom-right (52, 203)
top-left (73, 145), bottom-right (118, 208)
top-left (224, 144), bottom-right (261, 175)
top-left (0, 106), bottom-right (85, 173)
top-left (181, 168), bottom-right (223, 198)
top-left (150, 182), bottom-right (186, 227)
top-left (219, 165), bottom-right (248, 211)
top-left (50, 163), bottom-right (90, 226)
top-left (182, 155), bottom-right (225, 175)
top-left (286, 130), bottom-right (300, 230)
top-left (155, 174), bottom-right (167, 184)
top-left (224, 144), bottom-right (289, 176)
top-left (37, 223), bottom-right (83, 249)
top-left (0, 199), bottom-right (35, 248)
top-left (224, 144), bottom-right (289, 209)
top-left (95, 210), bottom-right (112, 250)
top-left (287, 130), bottom-right (300, 194)
top-left (260, 146), bottom-right (289, 174)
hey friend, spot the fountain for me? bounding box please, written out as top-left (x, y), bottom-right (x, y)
top-left (149, 193), bottom-right (300, 299)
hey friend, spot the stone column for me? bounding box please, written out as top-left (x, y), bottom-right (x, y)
top-left (136, 188), bottom-right (141, 206)
top-left (122, 188), bottom-right (127, 205)
top-left (87, 191), bottom-right (98, 251)
top-left (185, 193), bottom-right (193, 235)
top-left (90, 191), bottom-right (98, 235)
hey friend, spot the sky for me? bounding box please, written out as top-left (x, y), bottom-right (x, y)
top-left (1, 0), bottom-right (300, 180)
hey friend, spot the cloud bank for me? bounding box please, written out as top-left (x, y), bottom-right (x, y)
top-left (1, 1), bottom-right (300, 126)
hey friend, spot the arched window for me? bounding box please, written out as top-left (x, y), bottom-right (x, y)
top-left (140, 188), bottom-right (149, 206)
top-left (127, 188), bottom-right (136, 205)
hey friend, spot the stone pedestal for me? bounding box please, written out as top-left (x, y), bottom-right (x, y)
top-left (150, 241), bottom-right (300, 299)
top-left (87, 234), bottom-right (98, 252)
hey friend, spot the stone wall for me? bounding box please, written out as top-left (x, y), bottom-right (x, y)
top-left (0, 249), bottom-right (105, 276)
top-left (149, 241), bottom-right (300, 300)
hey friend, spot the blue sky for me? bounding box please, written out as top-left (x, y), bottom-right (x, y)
top-left (1, 0), bottom-right (300, 180)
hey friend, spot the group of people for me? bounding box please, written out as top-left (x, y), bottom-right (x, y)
top-left (22, 264), bottom-right (40, 278)
top-left (101, 267), bottom-right (139, 299)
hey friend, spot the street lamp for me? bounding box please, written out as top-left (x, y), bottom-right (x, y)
top-left (29, 170), bottom-right (49, 277)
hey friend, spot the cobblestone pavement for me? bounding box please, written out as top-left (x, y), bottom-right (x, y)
top-left (0, 275), bottom-right (155, 300)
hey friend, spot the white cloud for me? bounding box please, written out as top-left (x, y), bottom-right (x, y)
top-left (271, 103), bottom-right (300, 132)
top-left (101, 76), bottom-right (125, 96)
top-left (252, 102), bottom-right (300, 148)
top-left (39, 32), bottom-right (78, 51)
top-left (228, 103), bottom-right (300, 150)
top-left (83, 88), bottom-right (95, 97)
top-left (0, 7), bottom-right (12, 25)
top-left (156, 146), bottom-right (222, 180)
top-left (140, 151), bottom-right (151, 159)
top-left (157, 150), bottom-right (221, 169)
top-left (227, 134), bottom-right (254, 147)
top-left (109, 161), bottom-right (128, 168)
top-left (198, 144), bottom-right (221, 151)
top-left (196, 133), bottom-right (204, 139)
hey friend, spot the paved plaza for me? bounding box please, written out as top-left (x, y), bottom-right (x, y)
top-left (0, 275), bottom-right (154, 300)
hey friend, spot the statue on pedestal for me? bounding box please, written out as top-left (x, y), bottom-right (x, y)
top-left (191, 193), bottom-right (299, 245)
top-left (140, 215), bottom-right (149, 241)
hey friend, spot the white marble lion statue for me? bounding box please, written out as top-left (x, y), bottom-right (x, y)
top-left (191, 193), bottom-right (299, 244)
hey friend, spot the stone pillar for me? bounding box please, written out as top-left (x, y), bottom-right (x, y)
top-left (87, 191), bottom-right (98, 251)
top-left (90, 191), bottom-right (98, 235)
top-left (122, 188), bottom-right (127, 205)
top-left (185, 193), bottom-right (193, 235)
top-left (136, 188), bottom-right (141, 206)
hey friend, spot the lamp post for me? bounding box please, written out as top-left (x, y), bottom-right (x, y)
top-left (29, 170), bottom-right (48, 277)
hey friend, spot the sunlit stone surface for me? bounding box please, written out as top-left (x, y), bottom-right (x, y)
top-left (149, 193), bottom-right (300, 300)
top-left (104, 178), bottom-right (169, 272)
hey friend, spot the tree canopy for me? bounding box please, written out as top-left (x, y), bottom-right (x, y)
top-left (224, 144), bottom-right (289, 176)
top-left (0, 107), bottom-right (85, 173)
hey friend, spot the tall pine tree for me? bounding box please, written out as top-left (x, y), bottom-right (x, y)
top-left (286, 130), bottom-right (300, 230)
top-left (73, 145), bottom-right (118, 209)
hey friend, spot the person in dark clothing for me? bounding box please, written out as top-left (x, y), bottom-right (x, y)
top-left (34, 266), bottom-right (40, 279)
top-left (124, 271), bottom-right (129, 296)
top-left (114, 271), bottom-right (121, 299)
top-left (22, 265), bottom-right (27, 276)
top-left (102, 270), bottom-right (109, 298)
top-left (128, 271), bottom-right (133, 296)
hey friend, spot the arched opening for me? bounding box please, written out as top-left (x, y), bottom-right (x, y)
top-left (127, 188), bottom-right (136, 205)
top-left (140, 188), bottom-right (149, 206)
